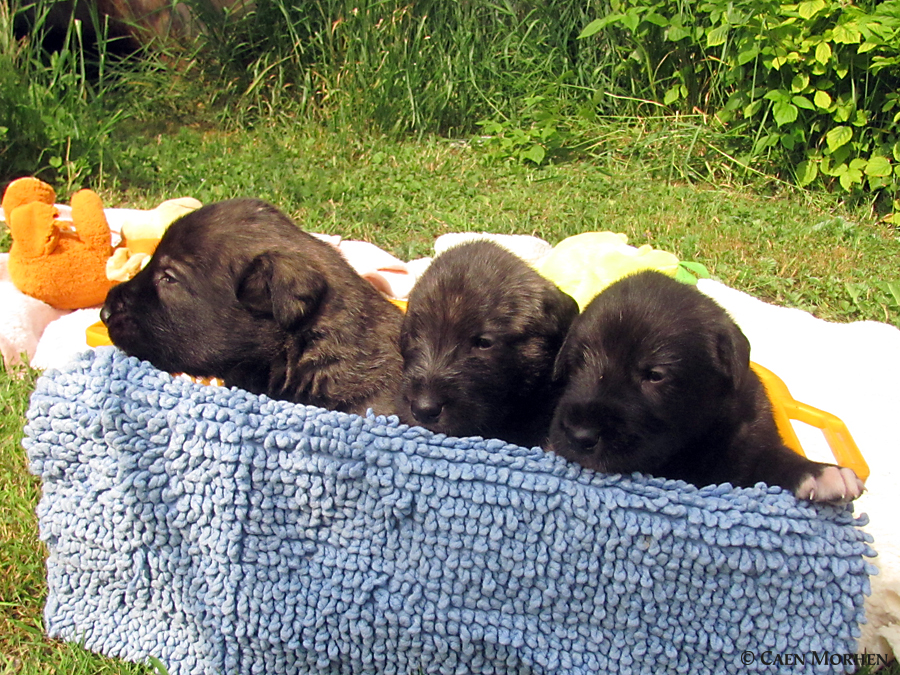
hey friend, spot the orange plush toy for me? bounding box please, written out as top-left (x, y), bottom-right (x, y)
top-left (2, 177), bottom-right (116, 310)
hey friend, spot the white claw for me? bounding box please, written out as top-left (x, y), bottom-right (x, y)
top-left (795, 466), bottom-right (864, 504)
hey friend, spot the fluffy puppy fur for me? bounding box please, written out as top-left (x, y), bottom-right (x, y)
top-left (546, 270), bottom-right (864, 503)
top-left (397, 240), bottom-right (579, 447)
top-left (101, 198), bottom-right (403, 416)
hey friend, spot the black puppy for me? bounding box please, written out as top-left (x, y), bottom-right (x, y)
top-left (546, 270), bottom-right (864, 503)
top-left (101, 198), bottom-right (404, 416)
top-left (397, 240), bottom-right (579, 447)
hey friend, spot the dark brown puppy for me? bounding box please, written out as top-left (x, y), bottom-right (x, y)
top-left (397, 240), bottom-right (579, 447)
top-left (101, 198), bottom-right (404, 416)
top-left (546, 270), bottom-right (864, 503)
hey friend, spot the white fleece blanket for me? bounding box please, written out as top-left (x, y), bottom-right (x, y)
top-left (1, 221), bottom-right (898, 659)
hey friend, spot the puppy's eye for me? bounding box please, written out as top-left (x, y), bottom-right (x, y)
top-left (645, 368), bottom-right (666, 383)
top-left (473, 335), bottom-right (494, 350)
top-left (155, 270), bottom-right (178, 286)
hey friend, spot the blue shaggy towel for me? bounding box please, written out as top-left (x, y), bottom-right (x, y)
top-left (25, 347), bottom-right (875, 675)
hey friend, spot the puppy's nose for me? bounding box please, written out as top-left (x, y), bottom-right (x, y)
top-left (410, 395), bottom-right (445, 425)
top-left (100, 287), bottom-right (123, 326)
top-left (564, 421), bottom-right (600, 451)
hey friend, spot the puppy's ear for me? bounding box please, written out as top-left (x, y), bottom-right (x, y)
top-left (552, 326), bottom-right (577, 383)
top-left (237, 252), bottom-right (327, 330)
top-left (545, 288), bottom-right (580, 383)
top-left (543, 287), bottom-right (580, 338)
top-left (551, 343), bottom-right (568, 382)
top-left (714, 322), bottom-right (751, 390)
top-left (398, 314), bottom-right (413, 356)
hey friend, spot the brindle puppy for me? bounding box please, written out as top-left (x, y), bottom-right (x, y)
top-left (101, 198), bottom-right (403, 416)
top-left (546, 270), bottom-right (864, 503)
top-left (397, 240), bottom-right (579, 447)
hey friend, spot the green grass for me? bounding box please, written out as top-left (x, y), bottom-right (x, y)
top-left (0, 365), bottom-right (157, 673)
top-left (2, 123), bottom-right (899, 671)
top-left (0, 361), bottom-right (42, 669)
top-left (104, 122), bottom-right (900, 325)
top-left (0, 362), bottom-right (155, 669)
top-left (163, 0), bottom-right (603, 135)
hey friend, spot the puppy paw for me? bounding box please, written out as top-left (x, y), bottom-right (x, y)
top-left (794, 465), bottom-right (865, 503)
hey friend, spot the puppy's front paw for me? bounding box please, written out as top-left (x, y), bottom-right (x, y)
top-left (794, 465), bottom-right (865, 503)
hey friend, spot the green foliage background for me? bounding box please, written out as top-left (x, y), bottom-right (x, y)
top-left (1, 0), bottom-right (899, 215)
top-left (0, 1), bottom-right (123, 187)
top-left (578, 0), bottom-right (900, 207)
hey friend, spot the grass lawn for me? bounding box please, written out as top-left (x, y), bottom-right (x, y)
top-left (2, 123), bottom-right (898, 672)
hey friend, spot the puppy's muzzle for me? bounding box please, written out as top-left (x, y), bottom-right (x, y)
top-left (100, 287), bottom-right (127, 328)
top-left (100, 302), bottom-right (115, 326)
top-left (410, 392), bottom-right (446, 425)
top-left (558, 413), bottom-right (602, 453)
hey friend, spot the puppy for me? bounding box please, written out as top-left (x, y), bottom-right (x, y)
top-left (101, 198), bottom-right (404, 416)
top-left (397, 240), bottom-right (579, 447)
top-left (547, 270), bottom-right (864, 503)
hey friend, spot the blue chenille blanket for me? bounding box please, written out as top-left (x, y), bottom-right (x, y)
top-left (24, 347), bottom-right (875, 675)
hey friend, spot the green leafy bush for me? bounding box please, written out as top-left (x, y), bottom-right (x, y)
top-left (0, 0), bottom-right (125, 188)
top-left (578, 0), bottom-right (900, 212)
top-left (472, 89), bottom-right (577, 166)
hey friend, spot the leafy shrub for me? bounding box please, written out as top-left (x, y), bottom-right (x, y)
top-left (0, 0), bottom-right (126, 189)
top-left (473, 88), bottom-right (577, 166)
top-left (578, 0), bottom-right (900, 212)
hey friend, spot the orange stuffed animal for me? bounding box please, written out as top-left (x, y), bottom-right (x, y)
top-left (2, 177), bottom-right (116, 310)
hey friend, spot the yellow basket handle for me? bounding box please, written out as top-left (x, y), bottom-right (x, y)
top-left (750, 362), bottom-right (869, 482)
